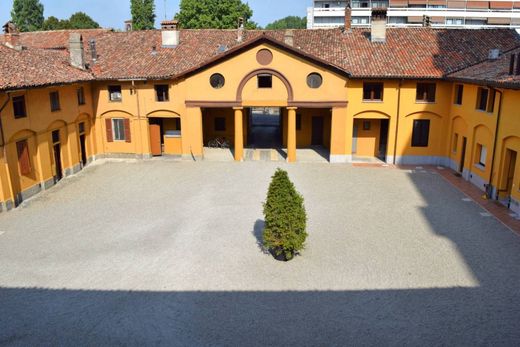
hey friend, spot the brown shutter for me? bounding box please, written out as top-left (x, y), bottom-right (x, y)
top-left (490, 1), bottom-right (512, 9)
top-left (105, 118), bottom-right (113, 142)
top-left (124, 118), bottom-right (131, 143)
top-left (467, 1), bottom-right (489, 9)
top-left (16, 140), bottom-right (31, 175)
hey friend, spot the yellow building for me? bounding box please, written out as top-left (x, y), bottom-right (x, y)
top-left (0, 14), bottom-right (520, 216)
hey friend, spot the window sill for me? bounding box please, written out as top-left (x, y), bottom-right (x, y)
top-left (474, 163), bottom-right (486, 172)
top-left (51, 109), bottom-right (61, 113)
top-left (156, 100), bottom-right (170, 103)
top-left (109, 100), bottom-right (122, 103)
top-left (415, 101), bottom-right (436, 104)
top-left (362, 100), bottom-right (383, 103)
top-left (475, 109), bottom-right (494, 115)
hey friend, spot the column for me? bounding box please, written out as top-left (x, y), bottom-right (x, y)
top-left (184, 107), bottom-right (203, 160)
top-left (234, 107), bottom-right (244, 161)
top-left (287, 107), bottom-right (297, 163)
top-left (330, 106), bottom-right (350, 163)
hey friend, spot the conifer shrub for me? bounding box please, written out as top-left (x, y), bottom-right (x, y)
top-left (262, 168), bottom-right (307, 261)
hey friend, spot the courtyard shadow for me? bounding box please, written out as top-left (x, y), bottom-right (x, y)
top-left (252, 219), bottom-right (269, 254)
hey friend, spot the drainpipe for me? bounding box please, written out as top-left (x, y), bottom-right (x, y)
top-left (392, 79), bottom-right (403, 165)
top-left (487, 88), bottom-right (504, 200)
top-left (132, 80), bottom-right (146, 157)
top-left (0, 93), bottom-right (11, 147)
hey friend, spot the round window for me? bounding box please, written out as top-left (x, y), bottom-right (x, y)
top-left (210, 73), bottom-right (225, 89)
top-left (307, 73), bottom-right (323, 89)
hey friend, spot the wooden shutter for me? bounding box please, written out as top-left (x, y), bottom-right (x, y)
top-left (16, 140), bottom-right (31, 175)
top-left (105, 118), bottom-right (113, 142)
top-left (124, 118), bottom-right (131, 143)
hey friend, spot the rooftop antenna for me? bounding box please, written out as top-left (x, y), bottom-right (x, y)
top-left (164, 0), bottom-right (167, 20)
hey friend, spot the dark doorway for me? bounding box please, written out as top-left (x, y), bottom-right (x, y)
top-left (506, 149), bottom-right (517, 197)
top-left (247, 108), bottom-right (282, 148)
top-left (78, 122), bottom-right (87, 166)
top-left (52, 130), bottom-right (62, 181)
top-left (459, 137), bottom-right (467, 174)
top-left (378, 119), bottom-right (389, 161)
top-left (311, 116), bottom-right (324, 146)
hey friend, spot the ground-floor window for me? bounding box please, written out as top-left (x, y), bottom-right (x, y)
top-left (411, 119), bottom-right (430, 147)
top-left (106, 118), bottom-right (131, 143)
top-left (477, 144), bottom-right (487, 167)
top-left (453, 133), bottom-right (458, 153)
top-left (113, 119), bottom-right (126, 141)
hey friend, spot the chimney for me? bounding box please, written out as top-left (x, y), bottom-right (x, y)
top-left (69, 33), bottom-right (85, 69)
top-left (161, 20), bottom-right (180, 48)
top-left (344, 0), bottom-right (352, 30)
top-left (509, 54), bottom-right (515, 75)
top-left (488, 49), bottom-right (500, 60)
top-left (89, 39), bottom-right (97, 62)
top-left (370, 8), bottom-right (387, 43)
top-left (2, 21), bottom-right (22, 51)
top-left (284, 29), bottom-right (294, 47)
top-left (124, 20), bottom-right (133, 32)
top-left (237, 17), bottom-right (244, 43)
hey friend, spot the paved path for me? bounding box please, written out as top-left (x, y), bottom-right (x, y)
top-left (0, 161), bottom-right (519, 346)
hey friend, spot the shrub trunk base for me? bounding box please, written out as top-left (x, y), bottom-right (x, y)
top-left (269, 247), bottom-right (293, 262)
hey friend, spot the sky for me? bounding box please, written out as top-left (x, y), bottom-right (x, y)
top-left (0, 0), bottom-right (311, 30)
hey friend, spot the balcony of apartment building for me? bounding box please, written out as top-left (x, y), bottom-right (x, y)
top-left (308, 1), bottom-right (520, 28)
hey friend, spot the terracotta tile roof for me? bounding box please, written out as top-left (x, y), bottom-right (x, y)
top-left (87, 28), bottom-right (520, 80)
top-left (448, 47), bottom-right (520, 89)
top-left (0, 45), bottom-right (93, 90)
top-left (1, 27), bottom-right (520, 91)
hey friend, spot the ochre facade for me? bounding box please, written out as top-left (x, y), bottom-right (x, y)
top-left (1, 41), bottom-right (519, 216)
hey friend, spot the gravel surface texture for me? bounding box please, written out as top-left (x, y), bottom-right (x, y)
top-left (0, 160), bottom-right (519, 346)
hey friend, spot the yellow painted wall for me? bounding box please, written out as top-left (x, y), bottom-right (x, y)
top-left (353, 119), bottom-right (381, 157)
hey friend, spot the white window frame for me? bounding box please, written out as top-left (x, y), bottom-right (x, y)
top-left (478, 144), bottom-right (487, 167)
top-left (112, 118), bottom-right (126, 141)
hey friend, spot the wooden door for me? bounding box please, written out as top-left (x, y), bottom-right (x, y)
top-left (150, 124), bottom-right (162, 156)
top-left (311, 116), bottom-right (324, 146)
top-left (54, 143), bottom-right (62, 180)
top-left (79, 134), bottom-right (87, 166)
top-left (506, 150), bottom-right (517, 195)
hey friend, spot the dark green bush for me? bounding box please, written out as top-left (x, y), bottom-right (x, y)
top-left (263, 168), bottom-right (307, 261)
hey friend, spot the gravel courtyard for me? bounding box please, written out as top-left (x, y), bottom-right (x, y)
top-left (1, 160), bottom-right (519, 346)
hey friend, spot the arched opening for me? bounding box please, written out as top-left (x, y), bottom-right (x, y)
top-left (352, 111), bottom-right (391, 163)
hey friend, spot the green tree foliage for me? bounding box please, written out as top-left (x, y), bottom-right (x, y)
top-left (68, 12), bottom-right (100, 29)
top-left (176, 0), bottom-right (257, 29)
top-left (11, 0), bottom-right (44, 32)
top-left (265, 16), bottom-right (307, 30)
top-left (131, 0), bottom-right (156, 30)
top-left (263, 169), bottom-right (308, 261)
top-left (42, 12), bottom-right (100, 31)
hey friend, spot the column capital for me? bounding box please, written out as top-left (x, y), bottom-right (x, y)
top-left (233, 107), bottom-right (244, 111)
top-left (286, 107), bottom-right (298, 111)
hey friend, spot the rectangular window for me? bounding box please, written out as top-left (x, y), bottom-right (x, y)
top-left (108, 85), bottom-right (122, 102)
top-left (257, 74), bottom-right (272, 88)
top-left (174, 118), bottom-right (181, 131)
top-left (476, 87), bottom-right (489, 111)
top-left (112, 118), bottom-right (126, 141)
top-left (411, 119), bottom-right (430, 147)
top-left (155, 85), bottom-right (169, 102)
top-left (16, 139), bottom-right (31, 175)
top-left (452, 133), bottom-right (459, 153)
top-left (363, 82), bottom-right (384, 101)
top-left (12, 95), bottom-right (27, 119)
top-left (487, 89), bottom-right (496, 113)
top-left (454, 84), bottom-right (463, 105)
top-left (50, 91), bottom-right (60, 111)
top-left (477, 144), bottom-right (487, 167)
top-left (52, 130), bottom-right (60, 144)
top-left (77, 87), bottom-right (86, 105)
top-left (416, 83), bottom-right (436, 103)
top-left (214, 117), bottom-right (226, 131)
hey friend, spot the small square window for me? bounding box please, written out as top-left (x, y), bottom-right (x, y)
top-left (109, 85), bottom-right (122, 102)
top-left (296, 114), bottom-right (302, 130)
top-left (416, 83), bottom-right (436, 103)
top-left (257, 74), bottom-right (272, 88)
top-left (155, 85), bottom-right (169, 102)
top-left (77, 87), bottom-right (86, 105)
top-left (12, 95), bottom-right (27, 119)
top-left (363, 82), bottom-right (383, 101)
top-left (50, 91), bottom-right (60, 112)
top-left (363, 121), bottom-right (371, 131)
top-left (214, 117), bottom-right (226, 132)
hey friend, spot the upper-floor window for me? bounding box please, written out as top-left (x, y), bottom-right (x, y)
top-left (155, 85), bottom-right (169, 102)
top-left (108, 85), bottom-right (122, 102)
top-left (77, 87), bottom-right (86, 105)
top-left (476, 87), bottom-right (496, 113)
top-left (257, 74), bottom-right (272, 88)
top-left (50, 91), bottom-right (60, 112)
top-left (411, 119), bottom-right (430, 147)
top-left (363, 82), bottom-right (383, 101)
top-left (454, 84), bottom-right (463, 105)
top-left (416, 83), bottom-right (436, 103)
top-left (12, 95), bottom-right (27, 119)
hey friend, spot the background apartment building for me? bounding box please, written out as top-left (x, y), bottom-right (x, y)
top-left (307, 0), bottom-right (520, 28)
